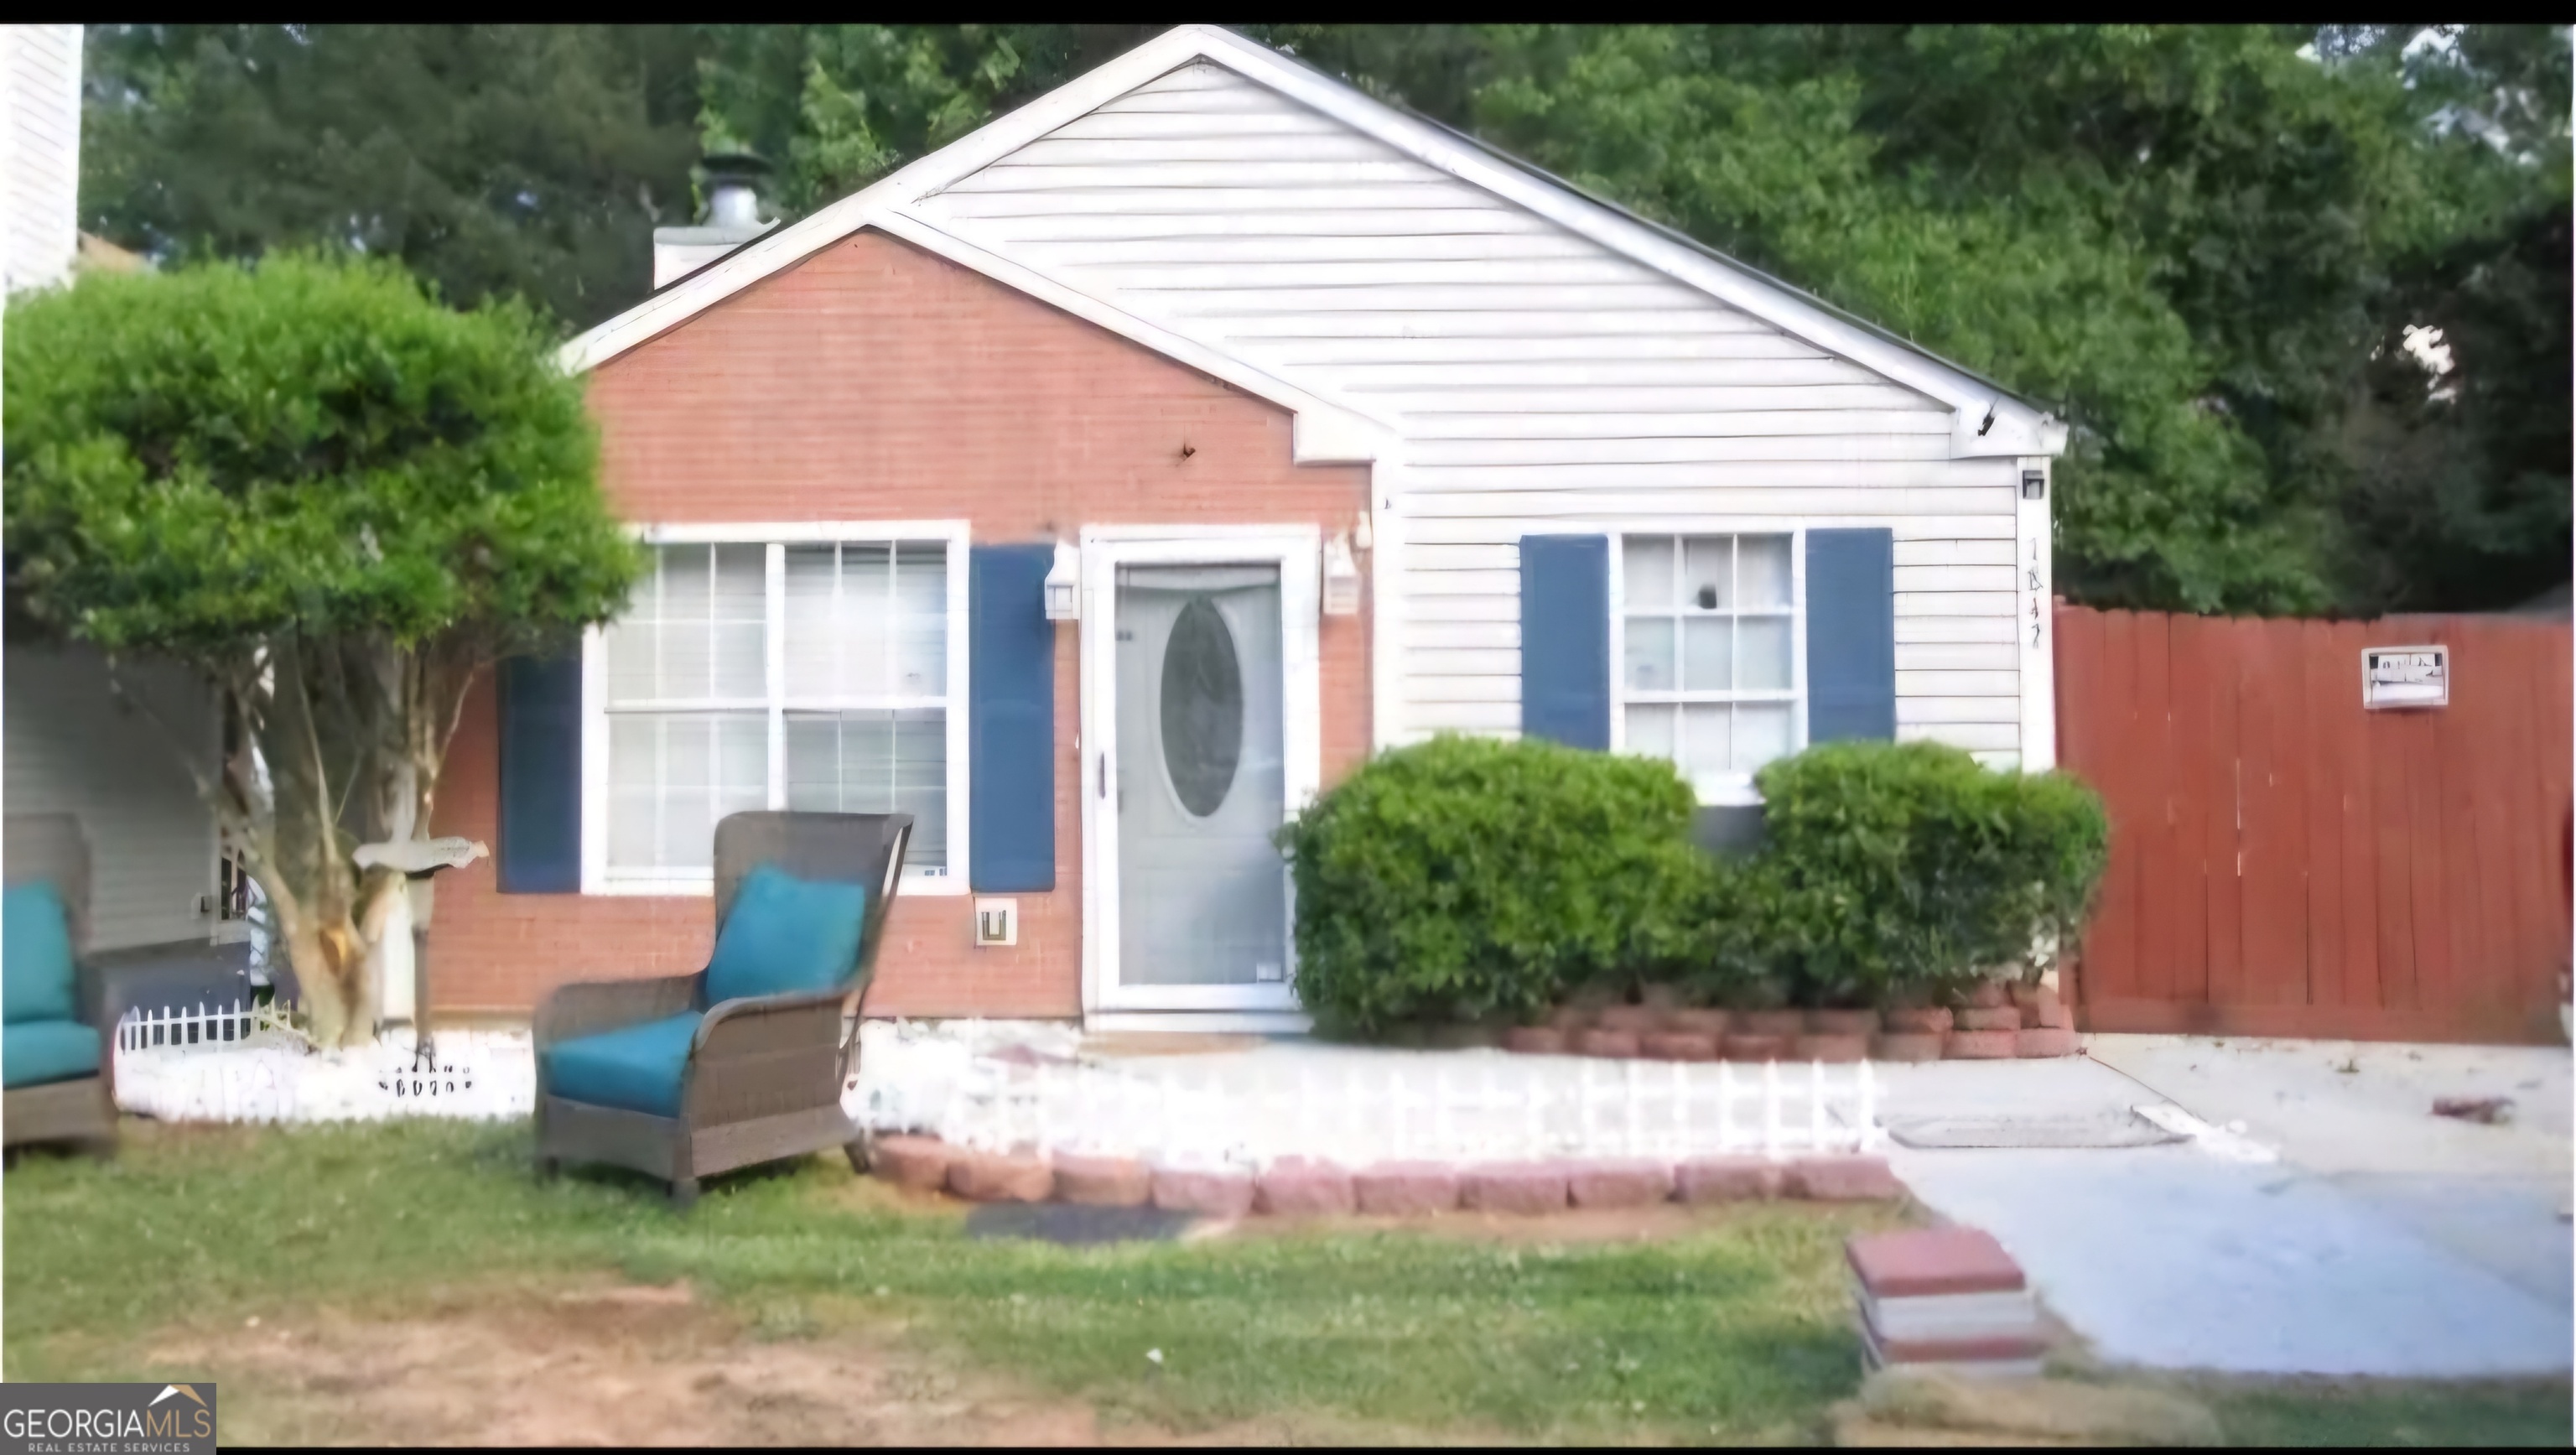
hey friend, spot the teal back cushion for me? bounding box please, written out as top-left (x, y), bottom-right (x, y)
top-left (704, 865), bottom-right (869, 1006)
top-left (3, 881), bottom-right (78, 1026)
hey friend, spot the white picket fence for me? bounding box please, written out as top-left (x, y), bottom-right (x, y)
top-left (115, 997), bottom-right (300, 1054)
top-left (920, 1054), bottom-right (1883, 1170)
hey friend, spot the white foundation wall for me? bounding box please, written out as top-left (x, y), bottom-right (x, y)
top-left (4, 645), bottom-right (221, 949)
top-left (917, 61), bottom-right (2022, 768)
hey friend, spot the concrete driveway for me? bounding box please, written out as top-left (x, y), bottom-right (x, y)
top-left (1888, 1036), bottom-right (2573, 1378)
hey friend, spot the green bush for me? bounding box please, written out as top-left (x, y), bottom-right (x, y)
top-left (1277, 734), bottom-right (1705, 1037)
top-left (1748, 740), bottom-right (2110, 1006)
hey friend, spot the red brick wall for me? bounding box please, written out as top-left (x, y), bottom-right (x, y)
top-left (430, 229), bottom-right (1372, 1019)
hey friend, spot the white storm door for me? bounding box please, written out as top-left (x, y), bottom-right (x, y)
top-left (1082, 533), bottom-right (1317, 1014)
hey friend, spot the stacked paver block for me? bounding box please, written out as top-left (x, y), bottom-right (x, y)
top-left (1845, 1228), bottom-right (2048, 1379)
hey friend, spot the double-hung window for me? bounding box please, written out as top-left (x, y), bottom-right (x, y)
top-left (1615, 533), bottom-right (1803, 802)
top-left (593, 527), bottom-right (967, 891)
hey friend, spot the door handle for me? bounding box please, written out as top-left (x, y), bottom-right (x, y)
top-left (1098, 751), bottom-right (1108, 799)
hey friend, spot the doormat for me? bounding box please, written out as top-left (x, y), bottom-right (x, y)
top-left (964, 1203), bottom-right (1200, 1245)
top-left (1881, 1110), bottom-right (2188, 1150)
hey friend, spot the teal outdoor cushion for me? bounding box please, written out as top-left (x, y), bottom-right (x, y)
top-left (541, 1012), bottom-right (702, 1118)
top-left (704, 865), bottom-right (868, 1006)
top-left (3, 881), bottom-right (79, 1026)
top-left (3, 1019), bottom-right (101, 1089)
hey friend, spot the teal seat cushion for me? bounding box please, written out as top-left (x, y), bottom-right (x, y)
top-left (4, 881), bottom-right (79, 1026)
top-left (704, 865), bottom-right (868, 1006)
top-left (541, 1012), bottom-right (702, 1118)
top-left (3, 1019), bottom-right (101, 1089)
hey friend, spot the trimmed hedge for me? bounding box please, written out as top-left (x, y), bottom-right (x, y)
top-left (1744, 740), bottom-right (2110, 1007)
top-left (1276, 734), bottom-right (1704, 1037)
top-left (1280, 735), bottom-right (2111, 1037)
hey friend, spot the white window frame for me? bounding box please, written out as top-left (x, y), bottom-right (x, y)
top-left (1607, 527), bottom-right (1809, 806)
top-left (581, 520), bottom-right (972, 896)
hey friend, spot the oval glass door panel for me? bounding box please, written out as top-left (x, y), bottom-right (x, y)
top-left (1160, 597), bottom-right (1243, 817)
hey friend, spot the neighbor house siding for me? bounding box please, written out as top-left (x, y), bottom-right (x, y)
top-left (912, 61), bottom-right (2022, 766)
top-left (2, 23), bottom-right (80, 295)
top-left (428, 229), bottom-right (1372, 1016)
top-left (3, 647), bottom-right (221, 951)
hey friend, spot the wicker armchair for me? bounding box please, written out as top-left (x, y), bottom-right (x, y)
top-left (533, 811), bottom-right (910, 1208)
top-left (3, 813), bottom-right (118, 1156)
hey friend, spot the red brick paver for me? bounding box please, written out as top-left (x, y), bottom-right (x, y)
top-left (1785, 1155), bottom-right (1904, 1202)
top-left (1052, 1154), bottom-right (1150, 1208)
top-left (1353, 1161), bottom-right (1460, 1215)
top-left (1254, 1157), bottom-right (1354, 1216)
top-left (1460, 1162), bottom-right (1569, 1215)
top-left (1566, 1159), bottom-right (1675, 1208)
top-left (870, 1135), bottom-right (953, 1192)
top-left (946, 1151), bottom-right (1053, 1203)
top-left (1150, 1166), bottom-right (1254, 1218)
top-left (1675, 1155), bottom-right (1783, 1203)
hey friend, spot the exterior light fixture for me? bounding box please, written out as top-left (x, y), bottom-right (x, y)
top-left (1043, 541), bottom-right (1080, 621)
top-left (2021, 470), bottom-right (2046, 501)
top-left (1322, 533), bottom-right (1362, 616)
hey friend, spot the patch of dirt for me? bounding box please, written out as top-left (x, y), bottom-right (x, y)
top-left (138, 1278), bottom-right (1447, 1447)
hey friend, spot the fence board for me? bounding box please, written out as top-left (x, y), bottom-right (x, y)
top-left (2201, 619), bottom-right (2247, 1010)
top-left (2298, 620), bottom-right (2346, 1011)
top-left (2059, 605), bottom-right (2567, 1043)
top-left (2245, 618), bottom-right (2314, 1005)
top-left (2327, 621), bottom-right (2382, 1012)
top-left (2132, 613), bottom-right (2179, 1006)
top-left (2164, 614), bottom-right (2215, 1006)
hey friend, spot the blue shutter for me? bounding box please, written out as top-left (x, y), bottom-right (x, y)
top-left (1805, 527), bottom-right (1897, 743)
top-left (969, 543), bottom-right (1056, 891)
top-left (1519, 534), bottom-right (1611, 751)
top-left (498, 651), bottom-right (582, 893)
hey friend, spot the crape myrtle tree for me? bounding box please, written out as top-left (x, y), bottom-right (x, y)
top-left (3, 253), bottom-right (643, 1047)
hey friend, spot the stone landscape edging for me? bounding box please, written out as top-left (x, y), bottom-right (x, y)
top-left (867, 1135), bottom-right (1906, 1217)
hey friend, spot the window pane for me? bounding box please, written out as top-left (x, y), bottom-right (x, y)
top-left (1739, 535), bottom-right (1792, 608)
top-left (1681, 618), bottom-right (1732, 691)
top-left (1733, 704), bottom-right (1792, 772)
top-left (607, 545), bottom-right (766, 705)
top-left (783, 546), bottom-right (844, 697)
top-left (1739, 616), bottom-right (1793, 690)
top-left (604, 712), bottom-right (767, 873)
top-left (1623, 616), bottom-right (1676, 692)
top-left (893, 543), bottom-right (948, 696)
top-left (1682, 704), bottom-right (1731, 786)
top-left (1622, 537), bottom-right (1674, 610)
top-left (784, 709), bottom-right (948, 870)
top-left (840, 545), bottom-right (893, 695)
top-left (1682, 537), bottom-right (1732, 611)
top-left (1625, 703), bottom-right (1675, 761)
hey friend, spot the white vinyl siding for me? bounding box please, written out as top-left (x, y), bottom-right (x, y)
top-left (3, 647), bottom-right (221, 950)
top-left (919, 61), bottom-right (2018, 764)
top-left (3, 24), bottom-right (82, 294)
top-left (593, 532), bottom-right (966, 888)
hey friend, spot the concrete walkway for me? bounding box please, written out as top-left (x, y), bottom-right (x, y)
top-left (1891, 1037), bottom-right (2573, 1378)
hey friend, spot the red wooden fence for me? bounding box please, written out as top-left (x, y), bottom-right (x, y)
top-left (2055, 605), bottom-right (2572, 1044)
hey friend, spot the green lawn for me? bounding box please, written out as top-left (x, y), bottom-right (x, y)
top-left (4, 1120), bottom-right (2566, 1446)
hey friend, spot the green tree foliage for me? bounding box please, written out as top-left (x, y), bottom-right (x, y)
top-left (4, 255), bottom-right (645, 1044)
top-left (80, 24), bottom-right (704, 331)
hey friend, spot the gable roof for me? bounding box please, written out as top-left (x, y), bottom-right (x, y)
top-left (563, 25), bottom-right (2065, 460)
